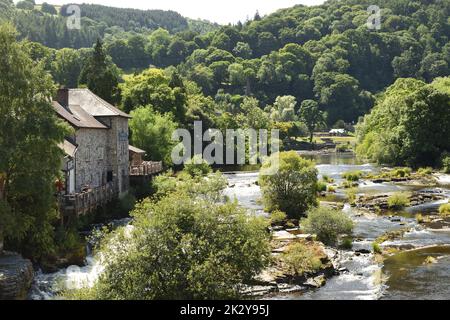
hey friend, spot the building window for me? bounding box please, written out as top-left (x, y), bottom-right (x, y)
top-left (85, 146), bottom-right (91, 162)
top-left (107, 171), bottom-right (113, 183)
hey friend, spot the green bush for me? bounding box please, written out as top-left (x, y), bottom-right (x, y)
top-left (440, 152), bottom-right (450, 173)
top-left (340, 237), bottom-right (353, 250)
top-left (345, 188), bottom-right (358, 204)
top-left (184, 155), bottom-right (212, 177)
top-left (322, 175), bottom-right (334, 183)
top-left (282, 242), bottom-right (324, 276)
top-left (317, 181), bottom-right (327, 192)
top-left (390, 168), bottom-right (411, 178)
top-left (342, 170), bottom-right (363, 182)
top-left (387, 192), bottom-right (411, 209)
top-left (69, 191), bottom-right (271, 300)
top-left (327, 185), bottom-right (336, 193)
top-left (439, 203), bottom-right (450, 217)
top-left (417, 167), bottom-right (433, 175)
top-left (270, 210), bottom-right (287, 225)
top-left (152, 170), bottom-right (227, 203)
top-left (259, 151), bottom-right (318, 219)
top-left (372, 242), bottom-right (382, 254)
top-left (341, 180), bottom-right (359, 188)
top-left (301, 207), bottom-right (354, 246)
top-left (416, 213), bottom-right (424, 224)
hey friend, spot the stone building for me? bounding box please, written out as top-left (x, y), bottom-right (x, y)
top-left (54, 89), bottom-right (132, 219)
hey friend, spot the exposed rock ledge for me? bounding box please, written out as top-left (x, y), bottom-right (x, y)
top-left (0, 252), bottom-right (34, 300)
top-left (356, 191), bottom-right (445, 211)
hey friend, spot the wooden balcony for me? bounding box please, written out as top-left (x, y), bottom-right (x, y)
top-left (129, 161), bottom-right (163, 176)
top-left (58, 182), bottom-right (115, 218)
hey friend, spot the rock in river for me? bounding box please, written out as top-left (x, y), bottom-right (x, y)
top-left (0, 252), bottom-right (34, 300)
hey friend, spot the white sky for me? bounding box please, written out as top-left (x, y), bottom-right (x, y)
top-left (34, 0), bottom-right (326, 24)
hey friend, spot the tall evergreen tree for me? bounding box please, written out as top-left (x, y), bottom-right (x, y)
top-left (79, 39), bottom-right (120, 104)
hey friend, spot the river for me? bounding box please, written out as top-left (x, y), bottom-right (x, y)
top-left (30, 152), bottom-right (450, 300)
top-left (224, 152), bottom-right (450, 300)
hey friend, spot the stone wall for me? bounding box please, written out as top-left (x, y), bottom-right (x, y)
top-left (97, 116), bottom-right (130, 195)
top-left (0, 252), bottom-right (34, 300)
top-left (74, 128), bottom-right (109, 191)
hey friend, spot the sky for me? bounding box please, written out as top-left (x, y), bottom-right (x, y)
top-left (34, 0), bottom-right (326, 24)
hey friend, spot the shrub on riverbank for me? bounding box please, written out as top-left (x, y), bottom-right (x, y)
top-left (282, 242), bottom-right (325, 276)
top-left (440, 152), bottom-right (450, 173)
top-left (68, 184), bottom-right (271, 299)
top-left (417, 167), bottom-right (433, 176)
top-left (372, 242), bottom-right (382, 254)
top-left (259, 151), bottom-right (318, 219)
top-left (152, 169), bottom-right (227, 202)
top-left (184, 155), bottom-right (212, 177)
top-left (317, 181), bottom-right (327, 192)
top-left (439, 203), bottom-right (450, 217)
top-left (345, 188), bottom-right (358, 204)
top-left (270, 210), bottom-right (287, 226)
top-left (387, 192), bottom-right (411, 209)
top-left (342, 170), bottom-right (363, 182)
top-left (321, 175), bottom-right (334, 183)
top-left (301, 207), bottom-right (354, 246)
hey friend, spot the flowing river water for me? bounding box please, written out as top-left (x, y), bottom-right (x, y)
top-left (31, 153), bottom-right (450, 300)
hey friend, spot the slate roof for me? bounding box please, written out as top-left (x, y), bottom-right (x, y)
top-left (53, 101), bottom-right (108, 129)
top-left (68, 89), bottom-right (131, 118)
top-left (59, 139), bottom-right (78, 157)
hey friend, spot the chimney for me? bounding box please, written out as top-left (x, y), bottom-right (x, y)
top-left (57, 88), bottom-right (69, 107)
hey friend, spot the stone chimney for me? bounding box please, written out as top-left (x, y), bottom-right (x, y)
top-left (56, 88), bottom-right (69, 107)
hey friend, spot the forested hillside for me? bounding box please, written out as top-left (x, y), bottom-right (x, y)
top-left (0, 0), bottom-right (218, 48)
top-left (2, 0), bottom-right (449, 126)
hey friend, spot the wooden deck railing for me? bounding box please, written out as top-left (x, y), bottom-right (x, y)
top-left (58, 182), bottom-right (115, 217)
top-left (129, 161), bottom-right (163, 176)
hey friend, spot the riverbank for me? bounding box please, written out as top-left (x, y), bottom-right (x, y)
top-left (28, 152), bottom-right (450, 300)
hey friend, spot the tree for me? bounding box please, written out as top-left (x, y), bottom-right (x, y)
top-left (16, 0), bottom-right (34, 10)
top-left (121, 68), bottom-right (187, 123)
top-left (129, 106), bottom-right (178, 165)
top-left (259, 151), bottom-right (318, 219)
top-left (233, 42), bottom-right (252, 59)
top-left (299, 100), bottom-right (325, 146)
top-left (0, 24), bottom-right (69, 260)
top-left (79, 39), bottom-right (121, 105)
top-left (69, 174), bottom-right (270, 299)
top-left (268, 95), bottom-right (298, 122)
top-left (356, 77), bottom-right (450, 167)
top-left (51, 48), bottom-right (82, 88)
top-left (236, 97), bottom-right (270, 130)
top-left (314, 72), bottom-right (373, 125)
top-left (41, 2), bottom-right (57, 15)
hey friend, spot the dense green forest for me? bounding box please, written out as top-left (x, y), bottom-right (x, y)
top-left (0, 0), bottom-right (218, 48)
top-left (2, 0), bottom-right (449, 126)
